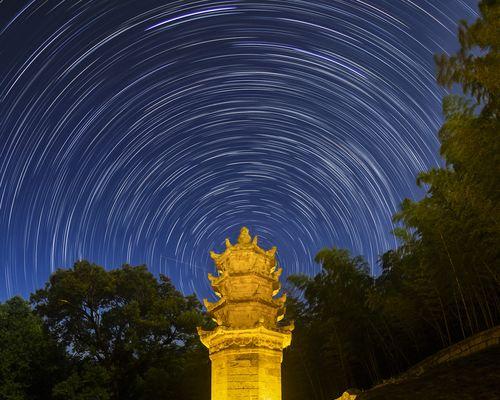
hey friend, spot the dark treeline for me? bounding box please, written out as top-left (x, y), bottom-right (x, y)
top-left (283, 1), bottom-right (499, 398)
top-left (0, 1), bottom-right (498, 399)
top-left (1, 263), bottom-right (213, 400)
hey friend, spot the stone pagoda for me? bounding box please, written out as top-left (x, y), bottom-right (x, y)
top-left (198, 227), bottom-right (293, 400)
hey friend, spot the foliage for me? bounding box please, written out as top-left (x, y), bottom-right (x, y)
top-left (284, 2), bottom-right (499, 398)
top-left (394, 0), bottom-right (499, 341)
top-left (52, 362), bottom-right (111, 400)
top-left (31, 261), bottom-right (211, 400)
top-left (284, 248), bottom-right (378, 399)
top-left (0, 296), bottom-right (66, 400)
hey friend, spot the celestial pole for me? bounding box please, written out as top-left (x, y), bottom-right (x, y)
top-left (0, 0), bottom-right (477, 300)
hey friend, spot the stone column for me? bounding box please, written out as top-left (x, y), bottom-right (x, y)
top-left (198, 227), bottom-right (293, 400)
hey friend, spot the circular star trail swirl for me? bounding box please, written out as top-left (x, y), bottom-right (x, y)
top-left (0, 0), bottom-right (477, 300)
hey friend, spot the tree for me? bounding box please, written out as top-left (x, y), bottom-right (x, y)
top-left (52, 362), bottom-right (111, 400)
top-left (284, 4), bottom-right (500, 398)
top-left (0, 296), bottom-right (66, 400)
top-left (31, 260), bottom-right (211, 400)
top-left (395, 0), bottom-right (500, 338)
top-left (284, 248), bottom-right (379, 399)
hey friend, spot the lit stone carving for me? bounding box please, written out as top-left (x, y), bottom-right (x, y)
top-left (198, 227), bottom-right (293, 400)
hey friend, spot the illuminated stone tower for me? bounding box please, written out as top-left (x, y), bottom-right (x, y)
top-left (198, 227), bottom-right (293, 400)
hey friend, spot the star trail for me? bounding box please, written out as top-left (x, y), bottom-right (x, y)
top-left (0, 0), bottom-right (477, 300)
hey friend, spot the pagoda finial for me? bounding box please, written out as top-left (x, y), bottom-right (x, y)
top-left (237, 226), bottom-right (252, 245)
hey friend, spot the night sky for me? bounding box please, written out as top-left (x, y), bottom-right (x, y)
top-left (0, 0), bottom-right (477, 301)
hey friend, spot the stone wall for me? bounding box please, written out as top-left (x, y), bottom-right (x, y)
top-left (334, 325), bottom-right (500, 399)
top-left (403, 325), bottom-right (500, 378)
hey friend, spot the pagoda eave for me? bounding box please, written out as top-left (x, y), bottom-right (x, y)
top-left (197, 324), bottom-right (293, 355)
